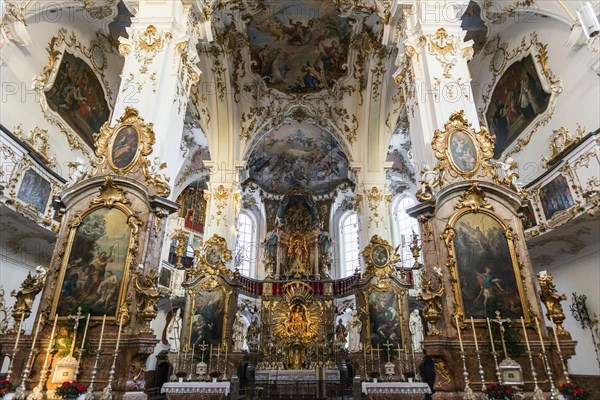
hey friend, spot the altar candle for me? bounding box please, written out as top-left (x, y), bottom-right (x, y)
top-left (535, 317), bottom-right (546, 353)
top-left (470, 317), bottom-right (479, 352)
top-left (47, 314), bottom-right (59, 350)
top-left (224, 344), bottom-right (228, 368)
top-left (551, 318), bottom-right (562, 353)
top-left (486, 317), bottom-right (496, 353)
top-left (115, 313), bottom-right (124, 350)
top-left (370, 345), bottom-right (374, 364)
top-left (455, 315), bottom-right (464, 353)
top-left (520, 317), bottom-right (531, 352)
top-left (217, 344), bottom-right (220, 363)
top-left (377, 344), bottom-right (381, 371)
top-left (12, 313), bottom-right (25, 351)
top-left (98, 315), bottom-right (106, 350)
top-left (208, 345), bottom-right (212, 371)
top-left (80, 314), bottom-right (90, 349)
top-left (30, 313), bottom-right (43, 350)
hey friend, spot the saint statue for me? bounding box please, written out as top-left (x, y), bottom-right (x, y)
top-left (232, 310), bottom-right (248, 352)
top-left (347, 310), bottom-right (363, 353)
top-left (246, 317), bottom-right (260, 351)
top-left (167, 308), bottom-right (182, 352)
top-left (287, 304), bottom-right (309, 334)
top-left (409, 309), bottom-right (424, 351)
top-left (335, 319), bottom-right (347, 346)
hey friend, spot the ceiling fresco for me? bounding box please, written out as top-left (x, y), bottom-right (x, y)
top-left (247, 123), bottom-right (350, 194)
top-left (461, 1), bottom-right (488, 56)
top-left (247, 0), bottom-right (351, 93)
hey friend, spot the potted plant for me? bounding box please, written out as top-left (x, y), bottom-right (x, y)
top-left (209, 371), bottom-right (221, 383)
top-left (482, 384), bottom-right (517, 400)
top-left (175, 371), bottom-right (187, 383)
top-left (369, 371), bottom-right (380, 383)
top-left (55, 381), bottom-right (87, 400)
top-left (0, 380), bottom-right (14, 400)
top-left (559, 383), bottom-right (590, 400)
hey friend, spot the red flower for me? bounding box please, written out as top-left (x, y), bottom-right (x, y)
top-left (62, 382), bottom-right (70, 387)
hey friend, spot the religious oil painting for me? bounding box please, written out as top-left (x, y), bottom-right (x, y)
top-left (539, 175), bottom-right (574, 220)
top-left (247, 0), bottom-right (351, 93)
top-left (110, 125), bottom-right (139, 170)
top-left (368, 290), bottom-right (402, 347)
top-left (486, 55), bottom-right (551, 158)
top-left (448, 130), bottom-right (478, 173)
top-left (56, 207), bottom-right (130, 317)
top-left (247, 123), bottom-right (350, 194)
top-left (453, 212), bottom-right (524, 319)
top-left (521, 201), bottom-right (537, 230)
top-left (191, 289), bottom-right (225, 346)
top-left (45, 52), bottom-right (110, 149)
top-left (16, 168), bottom-right (51, 213)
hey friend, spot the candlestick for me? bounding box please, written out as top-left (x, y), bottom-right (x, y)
top-left (86, 315), bottom-right (106, 400)
top-left (14, 314), bottom-right (43, 400)
top-left (6, 312), bottom-right (25, 381)
top-left (377, 344), bottom-right (381, 373)
top-left (115, 313), bottom-right (124, 349)
top-left (100, 313), bottom-right (125, 400)
top-left (551, 317), bottom-right (571, 384)
top-left (487, 317), bottom-right (502, 384)
top-left (98, 315), bottom-right (106, 350)
top-left (521, 317), bottom-right (544, 400)
top-left (363, 346), bottom-right (367, 375)
top-left (208, 345), bottom-right (212, 372)
top-left (224, 344), bottom-right (228, 379)
top-left (75, 313), bottom-right (91, 379)
top-left (455, 315), bottom-right (465, 353)
top-left (217, 344), bottom-right (220, 372)
top-left (31, 314), bottom-right (59, 400)
top-left (535, 317), bottom-right (558, 399)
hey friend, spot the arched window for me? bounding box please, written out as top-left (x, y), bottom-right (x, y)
top-left (339, 212), bottom-right (360, 278)
top-left (235, 212), bottom-right (257, 277)
top-left (392, 196), bottom-right (421, 267)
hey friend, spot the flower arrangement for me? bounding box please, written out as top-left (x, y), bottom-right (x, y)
top-left (0, 380), bottom-right (14, 398)
top-left (369, 371), bottom-right (380, 379)
top-left (560, 383), bottom-right (590, 400)
top-left (55, 381), bottom-right (87, 399)
top-left (482, 384), bottom-right (516, 400)
top-left (209, 371), bottom-right (221, 378)
top-left (175, 371), bottom-right (187, 378)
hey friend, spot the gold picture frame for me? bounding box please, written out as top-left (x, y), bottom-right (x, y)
top-left (361, 235), bottom-right (400, 278)
top-left (107, 124), bottom-right (143, 172)
top-left (196, 234), bottom-right (232, 276)
top-left (50, 179), bottom-right (141, 320)
top-left (362, 279), bottom-right (407, 350)
top-left (443, 207), bottom-right (529, 326)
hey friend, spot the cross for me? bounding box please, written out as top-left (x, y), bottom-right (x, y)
top-left (67, 307), bottom-right (85, 357)
top-left (383, 341), bottom-right (394, 363)
top-left (491, 310), bottom-right (511, 360)
top-left (197, 342), bottom-right (209, 363)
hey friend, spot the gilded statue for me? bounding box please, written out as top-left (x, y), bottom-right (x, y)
top-left (287, 237), bottom-right (308, 276)
top-left (537, 271), bottom-right (568, 335)
top-left (9, 266), bottom-right (47, 332)
top-left (134, 266), bottom-right (165, 333)
top-left (418, 267), bottom-right (444, 336)
top-left (287, 304), bottom-right (309, 334)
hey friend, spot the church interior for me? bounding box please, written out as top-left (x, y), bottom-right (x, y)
top-left (0, 0), bottom-right (599, 399)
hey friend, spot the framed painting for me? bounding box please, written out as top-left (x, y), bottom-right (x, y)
top-left (485, 55), bottom-right (551, 158)
top-left (448, 211), bottom-right (526, 322)
top-left (16, 168), bottom-right (52, 213)
top-left (539, 175), bottom-right (574, 220)
top-left (52, 205), bottom-right (136, 318)
top-left (190, 288), bottom-right (226, 347)
top-left (177, 187), bottom-right (206, 234)
top-left (520, 201), bottom-right (537, 230)
top-left (367, 287), bottom-right (403, 348)
top-left (448, 130), bottom-right (479, 173)
top-left (109, 125), bottom-right (141, 171)
top-left (45, 51), bottom-right (110, 149)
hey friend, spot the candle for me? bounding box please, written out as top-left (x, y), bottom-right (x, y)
top-left (487, 317), bottom-right (496, 353)
top-left (98, 315), bottom-right (106, 350)
top-left (377, 344), bottom-right (381, 371)
top-left (30, 314), bottom-right (43, 350)
top-left (115, 313), bottom-right (124, 350)
top-left (551, 318), bottom-right (562, 353)
top-left (47, 315), bottom-right (59, 350)
top-left (520, 317), bottom-right (531, 352)
top-left (455, 315), bottom-right (464, 353)
top-left (217, 344), bottom-right (220, 363)
top-left (208, 344), bottom-right (212, 371)
top-left (535, 317), bottom-right (546, 353)
top-left (80, 314), bottom-right (90, 349)
top-left (12, 313), bottom-right (25, 351)
top-left (370, 345), bottom-right (374, 363)
top-left (470, 317), bottom-right (479, 352)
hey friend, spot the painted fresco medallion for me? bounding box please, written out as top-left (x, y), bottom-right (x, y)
top-left (448, 130), bottom-right (478, 174)
top-left (247, 124), bottom-right (350, 194)
top-left (110, 125), bottom-right (140, 170)
top-left (247, 0), bottom-right (351, 93)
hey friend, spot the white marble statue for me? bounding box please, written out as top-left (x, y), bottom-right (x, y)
top-left (70, 157), bottom-right (89, 184)
top-left (495, 156), bottom-right (522, 189)
top-left (418, 163), bottom-right (439, 198)
top-left (232, 310), bottom-right (248, 352)
top-left (347, 310), bottom-right (363, 353)
top-left (408, 309), bottom-right (424, 351)
top-left (167, 308), bottom-right (182, 352)
top-left (148, 157), bottom-right (169, 182)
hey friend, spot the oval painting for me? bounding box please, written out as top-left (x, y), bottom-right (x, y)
top-left (111, 125), bottom-right (139, 170)
top-left (449, 130), bottom-right (478, 173)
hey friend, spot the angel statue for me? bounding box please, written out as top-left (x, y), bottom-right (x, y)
top-left (416, 164), bottom-right (439, 201)
top-left (147, 157), bottom-right (170, 183)
top-left (495, 157), bottom-right (523, 191)
top-left (134, 266), bottom-right (165, 333)
top-left (9, 266), bottom-right (47, 332)
top-left (68, 157), bottom-right (90, 184)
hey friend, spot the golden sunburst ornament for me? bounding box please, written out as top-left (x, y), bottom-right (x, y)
top-left (272, 281), bottom-right (322, 345)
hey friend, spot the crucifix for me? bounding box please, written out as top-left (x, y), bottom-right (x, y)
top-left (197, 342), bottom-right (209, 363)
top-left (383, 341), bottom-right (393, 363)
top-left (491, 310), bottom-right (511, 360)
top-left (67, 307), bottom-right (86, 357)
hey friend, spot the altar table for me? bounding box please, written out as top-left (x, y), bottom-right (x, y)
top-left (361, 382), bottom-right (431, 400)
top-left (161, 381), bottom-right (230, 400)
top-left (255, 368), bottom-right (340, 382)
